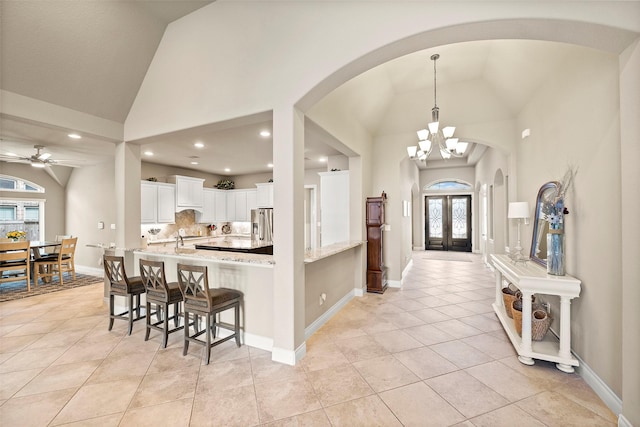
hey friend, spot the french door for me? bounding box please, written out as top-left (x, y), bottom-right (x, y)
top-left (425, 195), bottom-right (472, 252)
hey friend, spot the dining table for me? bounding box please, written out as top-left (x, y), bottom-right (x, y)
top-left (30, 240), bottom-right (61, 258)
top-left (29, 241), bottom-right (62, 283)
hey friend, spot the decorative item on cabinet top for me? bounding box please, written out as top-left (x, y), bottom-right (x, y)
top-left (216, 179), bottom-right (235, 190)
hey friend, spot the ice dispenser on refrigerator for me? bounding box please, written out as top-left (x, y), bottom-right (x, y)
top-left (251, 208), bottom-right (273, 243)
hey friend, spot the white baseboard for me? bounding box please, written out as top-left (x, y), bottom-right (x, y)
top-left (401, 259), bottom-right (414, 287)
top-left (272, 342), bottom-right (306, 366)
top-left (618, 414), bottom-right (632, 427)
top-left (413, 246), bottom-right (424, 251)
top-left (354, 287), bottom-right (365, 297)
top-left (387, 280), bottom-right (402, 288)
top-left (76, 265), bottom-right (104, 276)
top-left (572, 345), bottom-right (623, 417)
top-left (305, 289), bottom-right (354, 340)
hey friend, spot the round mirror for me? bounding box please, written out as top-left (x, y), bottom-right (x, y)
top-left (529, 181), bottom-right (561, 267)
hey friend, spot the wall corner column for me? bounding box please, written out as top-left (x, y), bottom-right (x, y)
top-left (114, 141), bottom-right (141, 270)
top-left (272, 106), bottom-right (306, 365)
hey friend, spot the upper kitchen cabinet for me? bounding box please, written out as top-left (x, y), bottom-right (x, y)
top-left (256, 183), bottom-right (274, 208)
top-left (167, 175), bottom-right (204, 211)
top-left (319, 171), bottom-right (349, 246)
top-left (197, 188), bottom-right (217, 223)
top-left (141, 181), bottom-right (175, 224)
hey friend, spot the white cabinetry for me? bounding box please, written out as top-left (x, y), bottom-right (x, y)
top-left (194, 188), bottom-right (257, 223)
top-left (226, 191), bottom-right (237, 221)
top-left (220, 189), bottom-right (257, 222)
top-left (141, 181), bottom-right (175, 224)
top-left (319, 171), bottom-right (349, 246)
top-left (167, 175), bottom-right (204, 211)
top-left (256, 183), bottom-right (274, 208)
top-left (246, 189), bottom-right (257, 218)
top-left (214, 190), bottom-right (227, 221)
top-left (490, 254), bottom-right (581, 373)
top-left (197, 189), bottom-right (217, 223)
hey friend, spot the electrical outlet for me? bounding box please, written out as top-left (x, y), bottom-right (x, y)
top-left (110, 223), bottom-right (116, 230)
top-left (97, 221), bottom-right (104, 229)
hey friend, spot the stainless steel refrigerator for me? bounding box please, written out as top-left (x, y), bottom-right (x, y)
top-left (251, 208), bottom-right (273, 243)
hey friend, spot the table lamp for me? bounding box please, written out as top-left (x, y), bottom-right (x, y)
top-left (508, 201), bottom-right (530, 262)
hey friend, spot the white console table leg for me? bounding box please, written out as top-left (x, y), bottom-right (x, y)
top-left (495, 270), bottom-right (503, 308)
top-left (518, 291), bottom-right (535, 366)
top-left (556, 296), bottom-right (575, 373)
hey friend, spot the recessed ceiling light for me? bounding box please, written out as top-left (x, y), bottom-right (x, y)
top-left (144, 151), bottom-right (154, 156)
top-left (260, 130), bottom-right (271, 137)
top-left (319, 157), bottom-right (327, 162)
top-left (194, 142), bottom-right (204, 148)
top-left (267, 163), bottom-right (274, 168)
top-left (224, 168), bottom-right (230, 172)
top-left (68, 133), bottom-right (82, 139)
top-left (190, 161), bottom-right (199, 165)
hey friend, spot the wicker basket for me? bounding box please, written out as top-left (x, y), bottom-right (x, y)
top-left (531, 309), bottom-right (552, 341)
top-left (512, 298), bottom-right (545, 337)
top-left (501, 284), bottom-right (519, 318)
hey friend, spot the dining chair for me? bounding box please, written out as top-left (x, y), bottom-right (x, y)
top-left (139, 258), bottom-right (184, 348)
top-left (54, 236), bottom-right (76, 279)
top-left (0, 241), bottom-right (31, 291)
top-left (177, 263), bottom-right (242, 364)
top-left (32, 237), bottom-right (78, 285)
top-left (103, 255), bottom-right (146, 335)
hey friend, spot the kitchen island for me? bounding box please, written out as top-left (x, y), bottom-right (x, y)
top-left (133, 244), bottom-right (274, 351)
top-left (131, 239), bottom-right (365, 361)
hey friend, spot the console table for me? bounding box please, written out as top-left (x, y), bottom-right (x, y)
top-left (490, 254), bottom-right (581, 373)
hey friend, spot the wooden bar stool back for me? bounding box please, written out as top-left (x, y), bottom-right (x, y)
top-left (139, 259), bottom-right (184, 348)
top-left (177, 263), bottom-right (242, 365)
top-left (103, 255), bottom-right (146, 335)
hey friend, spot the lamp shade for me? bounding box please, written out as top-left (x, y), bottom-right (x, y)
top-left (508, 202), bottom-right (530, 219)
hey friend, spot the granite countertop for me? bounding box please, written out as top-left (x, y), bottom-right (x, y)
top-left (137, 245), bottom-right (274, 266)
top-left (196, 239), bottom-right (272, 250)
top-left (304, 241), bottom-right (365, 263)
top-left (147, 234), bottom-right (250, 245)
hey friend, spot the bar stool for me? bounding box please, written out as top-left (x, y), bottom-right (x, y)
top-left (139, 258), bottom-right (184, 348)
top-left (103, 255), bottom-right (146, 335)
top-left (177, 263), bottom-right (242, 365)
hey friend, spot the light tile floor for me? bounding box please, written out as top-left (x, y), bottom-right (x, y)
top-left (0, 252), bottom-right (616, 426)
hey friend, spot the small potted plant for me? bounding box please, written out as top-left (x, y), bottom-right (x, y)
top-left (216, 179), bottom-right (235, 190)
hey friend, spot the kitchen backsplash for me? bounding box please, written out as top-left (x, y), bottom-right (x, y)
top-left (141, 210), bottom-right (250, 241)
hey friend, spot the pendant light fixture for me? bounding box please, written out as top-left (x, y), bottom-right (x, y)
top-left (408, 54), bottom-right (468, 162)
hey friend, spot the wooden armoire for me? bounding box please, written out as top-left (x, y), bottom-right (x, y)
top-left (366, 193), bottom-right (387, 293)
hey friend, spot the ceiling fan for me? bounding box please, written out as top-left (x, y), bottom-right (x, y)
top-left (0, 144), bottom-right (66, 168)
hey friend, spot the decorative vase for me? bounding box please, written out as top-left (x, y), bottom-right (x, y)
top-left (547, 230), bottom-right (565, 275)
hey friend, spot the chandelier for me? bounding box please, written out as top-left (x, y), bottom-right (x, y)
top-left (407, 54), bottom-right (468, 162)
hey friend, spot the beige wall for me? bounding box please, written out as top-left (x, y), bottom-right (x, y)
top-left (65, 161), bottom-right (117, 270)
top-left (305, 248), bottom-right (358, 327)
top-left (141, 161), bottom-right (224, 189)
top-left (516, 47), bottom-right (623, 396)
top-left (619, 38), bottom-right (640, 427)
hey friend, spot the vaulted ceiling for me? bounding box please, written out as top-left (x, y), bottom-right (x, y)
top-left (0, 1), bottom-right (598, 175)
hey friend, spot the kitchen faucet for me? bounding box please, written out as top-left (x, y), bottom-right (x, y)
top-left (175, 235), bottom-right (184, 249)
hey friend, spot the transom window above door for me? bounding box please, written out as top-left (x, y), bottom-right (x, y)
top-left (424, 180), bottom-right (472, 191)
